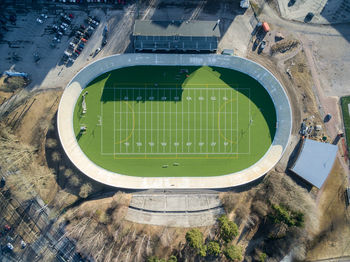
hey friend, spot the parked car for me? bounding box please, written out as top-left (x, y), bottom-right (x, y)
top-left (81, 38), bottom-right (87, 43)
top-left (36, 18), bottom-right (43, 24)
top-left (62, 22), bottom-right (69, 28)
top-left (72, 37), bottom-right (80, 44)
top-left (59, 25), bottom-right (67, 31)
top-left (258, 40), bottom-right (266, 53)
top-left (52, 25), bottom-right (59, 32)
top-left (68, 13), bottom-right (74, 19)
top-left (40, 14), bottom-right (48, 19)
top-left (74, 49), bottom-right (81, 55)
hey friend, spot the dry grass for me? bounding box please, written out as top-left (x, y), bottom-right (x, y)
top-left (306, 159), bottom-right (350, 260)
top-left (271, 39), bottom-right (300, 54)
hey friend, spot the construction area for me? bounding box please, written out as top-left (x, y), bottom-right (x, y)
top-left (0, 0), bottom-right (350, 261)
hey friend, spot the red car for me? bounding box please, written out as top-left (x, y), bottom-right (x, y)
top-left (69, 13), bottom-right (74, 19)
top-left (81, 38), bottom-right (87, 43)
top-left (75, 49), bottom-right (80, 55)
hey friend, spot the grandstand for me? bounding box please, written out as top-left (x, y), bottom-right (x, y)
top-left (133, 20), bottom-right (220, 52)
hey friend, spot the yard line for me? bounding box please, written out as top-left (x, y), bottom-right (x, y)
top-left (188, 89), bottom-right (190, 153)
top-left (200, 89), bottom-right (202, 153)
top-left (224, 89), bottom-right (227, 153)
top-left (114, 88), bottom-right (115, 156)
top-left (145, 84), bottom-right (147, 153)
top-left (212, 88), bottom-right (214, 153)
top-left (124, 90), bottom-right (129, 152)
top-left (103, 152), bottom-right (249, 155)
top-left (169, 89), bottom-right (171, 153)
top-left (206, 85), bottom-right (209, 154)
top-left (182, 90), bottom-right (184, 153)
top-left (163, 88), bottom-right (166, 153)
top-left (120, 88), bottom-right (122, 153)
top-left (132, 89), bottom-right (135, 153)
top-left (100, 86), bottom-right (103, 154)
top-left (231, 88), bottom-right (233, 153)
top-left (218, 88), bottom-right (220, 153)
top-left (139, 88), bottom-right (141, 153)
top-left (115, 128), bottom-right (237, 131)
top-left (175, 86), bottom-right (178, 154)
top-left (151, 88), bottom-right (153, 153)
top-left (157, 87), bottom-right (160, 153)
top-left (194, 88), bottom-right (196, 153)
top-left (236, 88), bottom-right (239, 154)
top-left (249, 88), bottom-right (251, 154)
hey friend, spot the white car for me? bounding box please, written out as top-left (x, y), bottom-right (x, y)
top-left (36, 18), bottom-right (43, 24)
top-left (40, 14), bottom-right (48, 19)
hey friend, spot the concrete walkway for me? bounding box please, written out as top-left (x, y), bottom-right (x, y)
top-left (125, 192), bottom-right (224, 227)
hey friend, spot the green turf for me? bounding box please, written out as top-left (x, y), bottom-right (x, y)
top-left (73, 66), bottom-right (276, 177)
top-left (341, 96), bottom-right (350, 152)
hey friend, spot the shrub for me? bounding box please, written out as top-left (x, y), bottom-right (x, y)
top-left (147, 256), bottom-right (166, 262)
top-left (69, 175), bottom-right (81, 187)
top-left (207, 241), bottom-right (221, 256)
top-left (224, 245), bottom-right (242, 261)
top-left (79, 183), bottom-right (92, 198)
top-left (199, 245), bottom-right (207, 257)
top-left (259, 252), bottom-right (267, 262)
top-left (185, 228), bottom-right (203, 250)
top-left (270, 204), bottom-right (304, 227)
top-left (168, 255), bottom-right (177, 262)
top-left (218, 215), bottom-right (238, 242)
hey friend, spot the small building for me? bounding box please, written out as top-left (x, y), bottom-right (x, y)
top-left (290, 138), bottom-right (338, 188)
top-left (133, 20), bottom-right (221, 52)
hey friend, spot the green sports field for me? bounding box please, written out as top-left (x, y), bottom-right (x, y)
top-left (73, 66), bottom-right (276, 177)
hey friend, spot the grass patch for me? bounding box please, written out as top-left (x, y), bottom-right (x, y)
top-left (73, 65), bottom-right (276, 177)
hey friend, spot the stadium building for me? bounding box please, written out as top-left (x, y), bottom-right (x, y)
top-left (133, 20), bottom-right (221, 52)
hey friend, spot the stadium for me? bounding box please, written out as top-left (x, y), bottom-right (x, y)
top-left (57, 54), bottom-right (292, 189)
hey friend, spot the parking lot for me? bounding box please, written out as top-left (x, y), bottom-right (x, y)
top-left (0, 5), bottom-right (132, 91)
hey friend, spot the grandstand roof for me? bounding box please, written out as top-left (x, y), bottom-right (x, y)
top-left (290, 139), bottom-right (338, 188)
top-left (133, 20), bottom-right (221, 37)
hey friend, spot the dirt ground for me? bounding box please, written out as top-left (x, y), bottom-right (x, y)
top-left (306, 158), bottom-right (350, 260)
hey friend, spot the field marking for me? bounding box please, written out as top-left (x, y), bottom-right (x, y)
top-left (115, 101), bottom-right (135, 145)
top-left (113, 155), bottom-right (240, 160)
top-left (105, 83), bottom-right (251, 87)
top-left (105, 87), bottom-right (250, 90)
top-left (113, 88), bottom-right (116, 156)
top-left (103, 85), bottom-right (252, 158)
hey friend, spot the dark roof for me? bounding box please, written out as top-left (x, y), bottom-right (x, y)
top-left (133, 20), bottom-right (221, 37)
top-left (290, 139), bottom-right (338, 188)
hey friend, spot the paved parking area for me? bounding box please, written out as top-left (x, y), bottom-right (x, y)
top-left (278, 0), bottom-right (350, 24)
top-left (0, 6), bottom-right (133, 91)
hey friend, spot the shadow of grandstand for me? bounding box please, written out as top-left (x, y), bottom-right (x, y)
top-left (98, 66), bottom-right (202, 102)
top-left (214, 67), bottom-right (277, 142)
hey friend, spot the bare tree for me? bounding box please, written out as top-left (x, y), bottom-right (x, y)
top-left (79, 183), bottom-right (92, 198)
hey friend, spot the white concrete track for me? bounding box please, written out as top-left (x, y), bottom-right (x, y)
top-left (57, 54), bottom-right (292, 189)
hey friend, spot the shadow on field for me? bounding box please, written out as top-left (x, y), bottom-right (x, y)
top-left (214, 67), bottom-right (277, 140)
top-left (97, 66), bottom-right (208, 102)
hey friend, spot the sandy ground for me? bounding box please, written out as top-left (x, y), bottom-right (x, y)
top-left (306, 159), bottom-right (350, 260)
